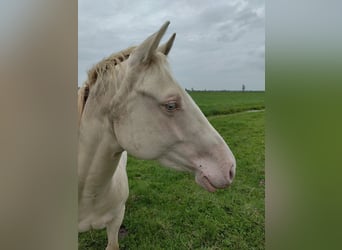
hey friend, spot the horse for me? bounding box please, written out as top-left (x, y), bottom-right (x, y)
top-left (78, 21), bottom-right (236, 250)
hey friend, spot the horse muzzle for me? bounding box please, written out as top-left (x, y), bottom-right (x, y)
top-left (195, 162), bottom-right (236, 192)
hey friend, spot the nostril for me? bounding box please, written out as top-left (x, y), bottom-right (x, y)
top-left (229, 165), bottom-right (235, 181)
top-left (229, 169), bottom-right (234, 180)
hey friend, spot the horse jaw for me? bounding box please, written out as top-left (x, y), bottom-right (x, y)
top-left (158, 138), bottom-right (236, 192)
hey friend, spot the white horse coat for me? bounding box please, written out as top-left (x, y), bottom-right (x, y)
top-left (78, 21), bottom-right (236, 250)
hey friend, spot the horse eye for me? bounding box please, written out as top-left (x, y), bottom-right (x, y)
top-left (165, 102), bottom-right (178, 111)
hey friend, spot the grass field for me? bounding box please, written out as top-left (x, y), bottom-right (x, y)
top-left (188, 91), bottom-right (264, 116)
top-left (79, 91), bottom-right (265, 249)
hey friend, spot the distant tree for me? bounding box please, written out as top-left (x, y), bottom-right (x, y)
top-left (242, 84), bottom-right (246, 92)
top-left (191, 88), bottom-right (194, 91)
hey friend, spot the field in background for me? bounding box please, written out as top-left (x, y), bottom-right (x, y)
top-left (188, 91), bottom-right (264, 116)
top-left (79, 91), bottom-right (265, 249)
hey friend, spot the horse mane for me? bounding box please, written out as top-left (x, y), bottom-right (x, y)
top-left (78, 46), bottom-right (136, 125)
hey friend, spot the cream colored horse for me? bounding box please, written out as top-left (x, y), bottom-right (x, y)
top-left (78, 21), bottom-right (236, 250)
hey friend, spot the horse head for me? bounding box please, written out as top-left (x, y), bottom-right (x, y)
top-left (111, 21), bottom-right (236, 192)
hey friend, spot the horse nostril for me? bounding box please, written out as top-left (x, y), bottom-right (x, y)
top-left (228, 164), bottom-right (235, 181)
top-left (229, 169), bottom-right (234, 180)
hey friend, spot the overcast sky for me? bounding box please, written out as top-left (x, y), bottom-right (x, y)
top-left (79, 0), bottom-right (264, 90)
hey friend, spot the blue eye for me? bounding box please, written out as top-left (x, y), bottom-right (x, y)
top-left (165, 101), bottom-right (178, 111)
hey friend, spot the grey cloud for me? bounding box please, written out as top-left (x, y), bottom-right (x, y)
top-left (79, 0), bottom-right (265, 90)
top-left (214, 5), bottom-right (264, 43)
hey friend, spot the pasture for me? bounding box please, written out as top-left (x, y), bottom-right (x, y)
top-left (79, 91), bottom-right (265, 249)
top-left (189, 91), bottom-right (265, 116)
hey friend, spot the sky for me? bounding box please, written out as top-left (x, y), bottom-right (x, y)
top-left (79, 0), bottom-right (265, 90)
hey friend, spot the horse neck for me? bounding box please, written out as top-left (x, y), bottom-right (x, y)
top-left (78, 69), bottom-right (125, 197)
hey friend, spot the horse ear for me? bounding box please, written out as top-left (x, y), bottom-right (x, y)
top-left (158, 33), bottom-right (176, 56)
top-left (129, 21), bottom-right (170, 66)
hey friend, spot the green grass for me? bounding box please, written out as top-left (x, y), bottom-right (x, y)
top-left (79, 92), bottom-right (265, 249)
top-left (188, 91), bottom-right (265, 116)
